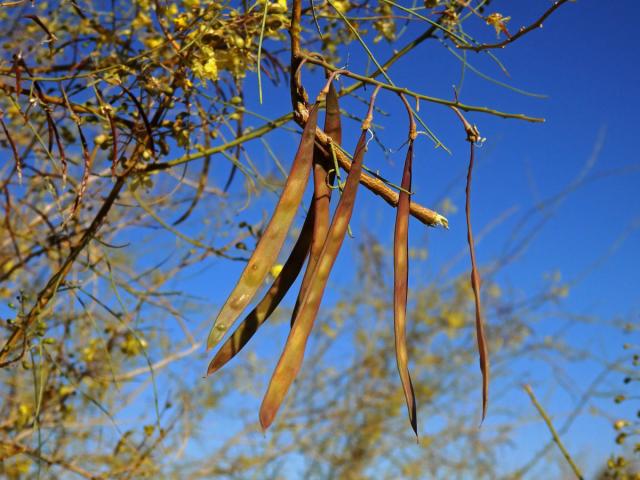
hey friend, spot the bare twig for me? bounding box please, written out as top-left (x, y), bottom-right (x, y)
top-left (303, 54), bottom-right (545, 123)
top-left (523, 384), bottom-right (585, 480)
top-left (0, 440), bottom-right (105, 479)
top-left (458, 1), bottom-right (572, 52)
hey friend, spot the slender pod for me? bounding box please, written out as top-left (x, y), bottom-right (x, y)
top-left (206, 103), bottom-right (320, 350)
top-left (292, 81), bottom-right (341, 322)
top-left (207, 207), bottom-right (315, 375)
top-left (450, 106), bottom-right (490, 421)
top-left (393, 94), bottom-right (418, 438)
top-left (466, 139), bottom-right (489, 422)
top-left (259, 86), bottom-right (381, 430)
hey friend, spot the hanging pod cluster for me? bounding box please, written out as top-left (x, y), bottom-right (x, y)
top-left (206, 75), bottom-right (385, 429)
top-left (206, 79), bottom-right (489, 435)
top-left (206, 69), bottom-right (344, 368)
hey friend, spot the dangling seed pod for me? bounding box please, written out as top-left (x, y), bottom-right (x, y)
top-left (206, 103), bottom-right (320, 350)
top-left (393, 94), bottom-right (418, 438)
top-left (292, 80), bottom-right (341, 324)
top-left (259, 86), bottom-right (381, 430)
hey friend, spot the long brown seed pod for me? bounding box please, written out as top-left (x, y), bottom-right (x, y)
top-left (450, 106), bottom-right (489, 421)
top-left (393, 95), bottom-right (418, 438)
top-left (206, 206), bottom-right (315, 375)
top-left (292, 81), bottom-right (341, 323)
top-left (259, 86), bottom-right (381, 430)
top-left (206, 104), bottom-right (320, 350)
top-left (466, 139), bottom-right (489, 422)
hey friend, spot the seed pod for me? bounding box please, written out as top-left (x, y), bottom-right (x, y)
top-left (450, 106), bottom-right (490, 421)
top-left (393, 138), bottom-right (418, 438)
top-left (206, 104), bottom-right (320, 350)
top-left (259, 85), bottom-right (377, 429)
top-left (207, 207), bottom-right (315, 375)
top-left (466, 140), bottom-right (489, 421)
top-left (292, 82), bottom-right (341, 323)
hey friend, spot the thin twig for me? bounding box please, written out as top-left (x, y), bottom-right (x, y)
top-left (0, 440), bottom-right (105, 479)
top-left (303, 54), bottom-right (545, 122)
top-left (523, 384), bottom-right (585, 480)
top-left (457, 0), bottom-right (572, 52)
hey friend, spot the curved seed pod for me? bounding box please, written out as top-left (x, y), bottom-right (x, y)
top-left (259, 131), bottom-right (367, 430)
top-left (291, 82), bottom-right (341, 323)
top-left (259, 84), bottom-right (377, 429)
top-left (206, 104), bottom-right (320, 350)
top-left (393, 139), bottom-right (418, 438)
top-left (207, 207), bottom-right (315, 375)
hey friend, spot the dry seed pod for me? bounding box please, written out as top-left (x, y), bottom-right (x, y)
top-left (450, 106), bottom-right (490, 421)
top-left (259, 86), bottom-right (380, 430)
top-left (292, 82), bottom-right (341, 322)
top-left (466, 139), bottom-right (489, 422)
top-left (207, 207), bottom-right (315, 375)
top-left (393, 138), bottom-right (418, 438)
top-left (206, 104), bottom-right (320, 350)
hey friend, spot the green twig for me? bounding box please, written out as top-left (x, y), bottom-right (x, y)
top-left (257, 1), bottom-right (269, 104)
top-left (524, 384), bottom-right (585, 480)
top-left (303, 54), bottom-right (545, 122)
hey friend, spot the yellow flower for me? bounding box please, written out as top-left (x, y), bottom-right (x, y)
top-left (193, 47), bottom-right (219, 82)
top-left (488, 284), bottom-right (501, 298)
top-left (121, 332), bottom-right (148, 356)
top-left (486, 13), bottom-right (511, 38)
top-left (444, 310), bottom-right (465, 330)
top-left (270, 264), bottom-right (284, 278)
top-left (439, 197), bottom-right (457, 215)
top-left (204, 58), bottom-right (218, 77)
top-left (331, 0), bottom-right (349, 14)
top-left (145, 36), bottom-right (164, 50)
top-left (614, 419), bottom-right (629, 430)
top-left (174, 15), bottom-right (189, 30)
